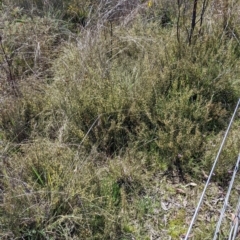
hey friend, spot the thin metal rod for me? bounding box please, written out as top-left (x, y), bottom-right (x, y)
top-left (228, 195), bottom-right (240, 240)
top-left (229, 224), bottom-right (234, 240)
top-left (213, 155), bottom-right (240, 240)
top-left (232, 218), bottom-right (239, 240)
top-left (184, 98), bottom-right (240, 240)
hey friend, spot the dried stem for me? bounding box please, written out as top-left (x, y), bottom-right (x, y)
top-left (0, 35), bottom-right (19, 96)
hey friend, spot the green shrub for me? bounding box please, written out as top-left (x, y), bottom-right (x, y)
top-left (44, 19), bottom-right (239, 177)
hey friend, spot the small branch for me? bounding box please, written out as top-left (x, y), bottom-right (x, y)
top-left (198, 0), bottom-right (209, 36)
top-left (176, 0), bottom-right (181, 44)
top-left (0, 35), bottom-right (19, 96)
top-left (189, 0), bottom-right (198, 45)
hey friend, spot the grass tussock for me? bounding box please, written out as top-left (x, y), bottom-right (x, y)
top-left (1, 0), bottom-right (240, 239)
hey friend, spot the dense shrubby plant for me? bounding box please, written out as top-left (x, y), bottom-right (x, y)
top-left (1, 0), bottom-right (240, 239)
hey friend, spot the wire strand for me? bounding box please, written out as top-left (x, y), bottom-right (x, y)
top-left (184, 98), bottom-right (240, 240)
top-left (213, 155), bottom-right (240, 239)
top-left (228, 195), bottom-right (240, 240)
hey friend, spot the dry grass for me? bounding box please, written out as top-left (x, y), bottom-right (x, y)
top-left (1, 0), bottom-right (240, 239)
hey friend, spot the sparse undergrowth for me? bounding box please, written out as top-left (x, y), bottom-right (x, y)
top-left (1, 0), bottom-right (240, 239)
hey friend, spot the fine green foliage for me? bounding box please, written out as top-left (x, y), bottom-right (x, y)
top-left (1, 0), bottom-right (240, 239)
